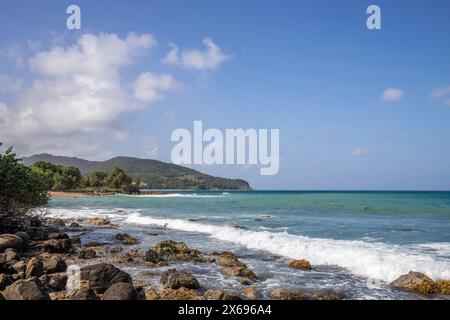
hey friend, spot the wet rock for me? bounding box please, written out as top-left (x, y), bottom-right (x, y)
top-left (77, 248), bottom-right (97, 259)
top-left (3, 278), bottom-right (50, 300)
top-left (25, 257), bottom-right (44, 278)
top-left (269, 288), bottom-right (305, 300)
top-left (42, 255), bottom-right (67, 274)
top-left (42, 238), bottom-right (72, 253)
top-left (52, 219), bottom-right (66, 227)
top-left (69, 222), bottom-right (80, 228)
top-left (238, 279), bottom-right (251, 286)
top-left (144, 249), bottom-right (164, 264)
top-left (308, 291), bottom-right (345, 300)
top-left (216, 252), bottom-right (246, 268)
top-left (160, 269), bottom-right (200, 290)
top-left (435, 280), bottom-right (450, 295)
top-left (160, 287), bottom-right (204, 300)
top-left (101, 282), bottom-right (139, 300)
top-left (68, 288), bottom-right (98, 300)
top-left (205, 289), bottom-right (242, 300)
top-left (0, 273), bottom-right (13, 290)
top-left (115, 233), bottom-right (138, 245)
top-left (85, 241), bottom-right (104, 247)
top-left (0, 234), bottom-right (24, 252)
top-left (87, 218), bottom-right (111, 226)
top-left (80, 263), bottom-right (132, 293)
top-left (390, 271), bottom-right (437, 295)
top-left (220, 266), bottom-right (257, 280)
top-left (207, 251), bottom-right (220, 256)
top-left (242, 287), bottom-right (260, 299)
top-left (0, 293), bottom-right (4, 300)
top-left (70, 236), bottom-right (81, 246)
top-left (289, 259), bottom-right (312, 270)
top-left (48, 232), bottom-right (69, 240)
top-left (153, 240), bottom-right (201, 261)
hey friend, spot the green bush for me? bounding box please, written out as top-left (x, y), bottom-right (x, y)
top-left (0, 145), bottom-right (49, 216)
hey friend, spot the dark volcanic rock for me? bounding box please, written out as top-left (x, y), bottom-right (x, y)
top-left (81, 263), bottom-right (132, 293)
top-left (115, 233), bottom-right (138, 245)
top-left (144, 249), bottom-right (164, 264)
top-left (42, 238), bottom-right (72, 253)
top-left (160, 269), bottom-right (200, 290)
top-left (153, 240), bottom-right (201, 261)
top-left (3, 278), bottom-right (50, 300)
top-left (101, 282), bottom-right (139, 300)
top-left (77, 248), bottom-right (97, 259)
top-left (48, 232), bottom-right (70, 240)
top-left (48, 275), bottom-right (68, 291)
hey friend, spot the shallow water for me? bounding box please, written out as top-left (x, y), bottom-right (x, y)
top-left (47, 190), bottom-right (450, 299)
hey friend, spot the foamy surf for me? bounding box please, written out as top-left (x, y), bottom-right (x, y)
top-left (125, 213), bottom-right (450, 282)
top-left (117, 193), bottom-right (226, 198)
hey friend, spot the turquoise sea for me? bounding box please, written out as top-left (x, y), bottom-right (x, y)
top-left (48, 191), bottom-right (450, 299)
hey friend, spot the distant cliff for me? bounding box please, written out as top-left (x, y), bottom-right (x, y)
top-left (22, 153), bottom-right (252, 190)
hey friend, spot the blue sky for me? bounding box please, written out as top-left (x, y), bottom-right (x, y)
top-left (1, 0), bottom-right (450, 190)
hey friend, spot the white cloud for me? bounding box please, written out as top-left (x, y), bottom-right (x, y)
top-left (352, 148), bottom-right (371, 157)
top-left (431, 85), bottom-right (450, 107)
top-left (381, 88), bottom-right (404, 102)
top-left (163, 37), bottom-right (231, 71)
top-left (133, 72), bottom-right (181, 103)
top-left (0, 32), bottom-right (180, 158)
top-left (0, 43), bottom-right (25, 67)
top-left (0, 74), bottom-right (23, 92)
top-left (140, 135), bottom-right (159, 159)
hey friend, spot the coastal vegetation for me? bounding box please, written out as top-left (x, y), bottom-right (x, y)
top-left (22, 153), bottom-right (251, 190)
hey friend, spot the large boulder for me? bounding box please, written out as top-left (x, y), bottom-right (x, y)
top-left (4, 249), bottom-right (20, 263)
top-left (81, 263), bottom-right (132, 293)
top-left (435, 280), bottom-right (450, 295)
top-left (25, 257), bottom-right (44, 278)
top-left (67, 288), bottom-right (98, 300)
top-left (160, 269), bottom-right (200, 290)
top-left (216, 252), bottom-right (246, 268)
top-left (42, 239), bottom-right (72, 253)
top-left (48, 275), bottom-right (68, 291)
top-left (0, 234), bottom-right (24, 252)
top-left (269, 288), bottom-right (305, 300)
top-left (42, 255), bottom-right (67, 274)
top-left (153, 240), bottom-right (201, 261)
top-left (15, 232), bottom-right (31, 246)
top-left (101, 282), bottom-right (139, 300)
top-left (390, 271), bottom-right (437, 295)
top-left (3, 278), bottom-right (50, 300)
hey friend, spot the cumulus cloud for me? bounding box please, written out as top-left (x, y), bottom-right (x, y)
top-left (140, 135), bottom-right (159, 158)
top-left (0, 43), bottom-right (25, 67)
top-left (0, 32), bottom-right (181, 158)
top-left (431, 85), bottom-right (450, 107)
top-left (352, 148), bottom-right (371, 157)
top-left (0, 74), bottom-right (23, 92)
top-left (163, 37), bottom-right (231, 71)
top-left (381, 88), bottom-right (404, 102)
top-left (133, 72), bottom-right (181, 103)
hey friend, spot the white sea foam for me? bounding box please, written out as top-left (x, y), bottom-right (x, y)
top-left (46, 207), bottom-right (450, 282)
top-left (124, 213), bottom-right (450, 282)
top-left (117, 193), bottom-right (225, 198)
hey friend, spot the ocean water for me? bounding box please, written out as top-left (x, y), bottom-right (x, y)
top-left (47, 191), bottom-right (450, 300)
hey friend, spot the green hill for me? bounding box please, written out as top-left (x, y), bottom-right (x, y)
top-left (21, 153), bottom-right (251, 190)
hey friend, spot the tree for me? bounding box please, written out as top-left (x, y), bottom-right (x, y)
top-left (32, 161), bottom-right (82, 191)
top-left (86, 171), bottom-right (107, 188)
top-left (107, 167), bottom-right (132, 190)
top-left (0, 144), bottom-right (49, 217)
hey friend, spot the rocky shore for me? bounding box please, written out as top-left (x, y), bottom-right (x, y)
top-left (1, 215), bottom-right (449, 300)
